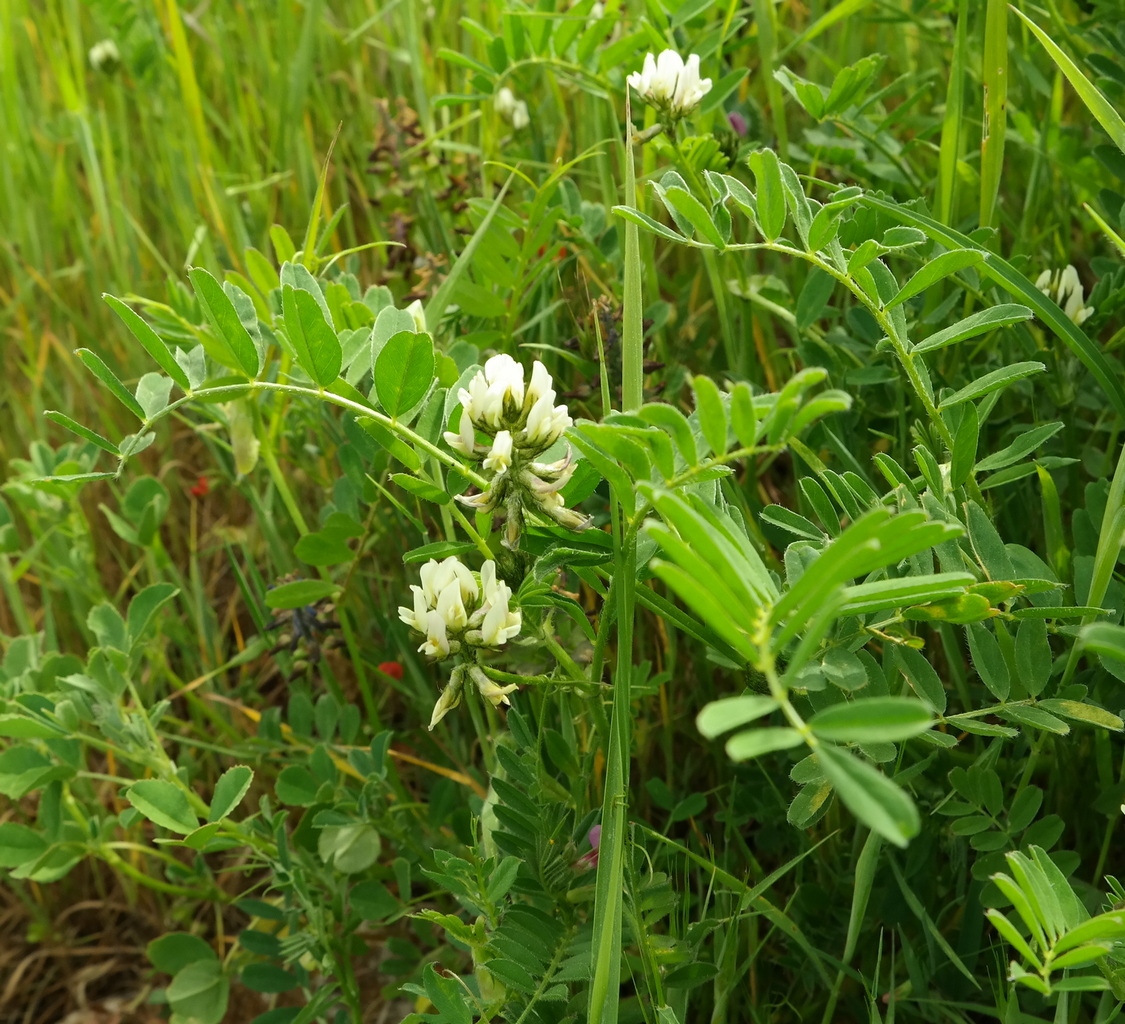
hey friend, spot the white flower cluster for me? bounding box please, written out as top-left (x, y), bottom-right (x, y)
top-left (1036, 265), bottom-right (1094, 326)
top-left (398, 557), bottom-right (522, 660)
top-left (627, 50), bottom-right (712, 121)
top-left (398, 556), bottom-right (524, 730)
top-left (89, 39), bottom-right (121, 74)
top-left (444, 355), bottom-right (588, 543)
top-left (495, 87), bottom-right (530, 131)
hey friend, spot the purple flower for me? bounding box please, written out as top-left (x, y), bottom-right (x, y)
top-left (727, 111), bottom-right (748, 137)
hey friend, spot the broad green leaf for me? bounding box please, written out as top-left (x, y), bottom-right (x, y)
top-left (817, 744), bottom-right (920, 847)
top-left (894, 646), bottom-right (947, 715)
top-left (104, 294), bottom-right (193, 389)
top-left (44, 411), bottom-right (120, 455)
top-left (375, 331), bottom-right (435, 417)
top-left (692, 375), bottom-right (728, 457)
top-left (726, 727), bottom-right (803, 761)
top-left (809, 697), bottom-right (933, 743)
top-left (762, 504), bottom-right (823, 540)
top-left (638, 403), bottom-right (698, 465)
top-left (1012, 6), bottom-right (1125, 156)
top-left (0, 715), bottom-right (59, 739)
top-left (914, 303), bottom-right (1034, 354)
top-left (148, 932), bottom-right (218, 975)
top-left (135, 373), bottom-right (173, 419)
top-left (648, 561), bottom-right (756, 664)
top-left (887, 249), bottom-right (984, 308)
top-left (359, 417), bottom-right (422, 473)
top-left (188, 267), bottom-right (260, 377)
top-left (986, 909), bottom-right (1044, 970)
top-left (127, 583), bottom-right (179, 650)
top-left (662, 187), bottom-right (727, 248)
top-left (88, 602), bottom-right (128, 651)
top-left (950, 403), bottom-right (978, 487)
top-left (318, 823), bottom-right (381, 873)
top-left (697, 695), bottom-right (778, 737)
top-left (275, 765), bottom-right (320, 806)
top-left (242, 964), bottom-right (299, 994)
top-left (975, 421), bottom-right (1064, 473)
top-left (167, 959), bottom-right (230, 1024)
top-left (0, 823), bottom-right (48, 867)
top-left (282, 285), bottom-right (342, 386)
top-left (939, 361), bottom-right (1045, 409)
top-left (967, 623), bottom-right (1009, 701)
top-left (75, 349), bottom-right (146, 420)
top-left (209, 765), bottom-right (254, 821)
top-left (613, 205), bottom-right (689, 243)
top-left (749, 149), bottom-right (786, 241)
top-left (1015, 618), bottom-right (1052, 697)
top-left (729, 384), bottom-right (759, 448)
top-left (393, 473), bottom-right (451, 505)
top-left (127, 779), bottom-right (199, 834)
top-left (265, 579), bottom-right (340, 610)
top-left (1037, 699), bottom-right (1123, 732)
top-left (998, 705), bottom-right (1069, 735)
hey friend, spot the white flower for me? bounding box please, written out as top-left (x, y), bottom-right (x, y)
top-left (89, 39), bottom-right (120, 73)
top-left (627, 50), bottom-right (711, 119)
top-left (1036, 265), bottom-right (1093, 325)
top-left (419, 557), bottom-right (478, 608)
top-left (419, 609), bottom-right (452, 658)
top-left (468, 665), bottom-right (519, 708)
top-left (479, 580), bottom-right (522, 647)
top-left (443, 406), bottom-right (479, 457)
top-left (523, 390), bottom-right (572, 448)
top-left (495, 87), bottom-right (530, 130)
top-left (428, 670), bottom-right (465, 731)
top-left (483, 430), bottom-right (514, 474)
top-left (398, 558), bottom-right (521, 660)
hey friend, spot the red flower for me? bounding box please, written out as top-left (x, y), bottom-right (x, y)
top-left (190, 476), bottom-right (210, 498)
top-left (378, 661), bottom-right (404, 681)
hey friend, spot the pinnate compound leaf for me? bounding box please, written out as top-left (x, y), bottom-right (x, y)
top-left (809, 697), bottom-right (933, 743)
top-left (376, 331), bottom-right (435, 416)
top-left (817, 744), bottom-right (920, 847)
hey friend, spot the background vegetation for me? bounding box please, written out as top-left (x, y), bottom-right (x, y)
top-left (3, 1), bottom-right (1125, 1022)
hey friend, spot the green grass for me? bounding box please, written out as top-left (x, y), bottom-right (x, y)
top-left (3, 2), bottom-right (1125, 1023)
